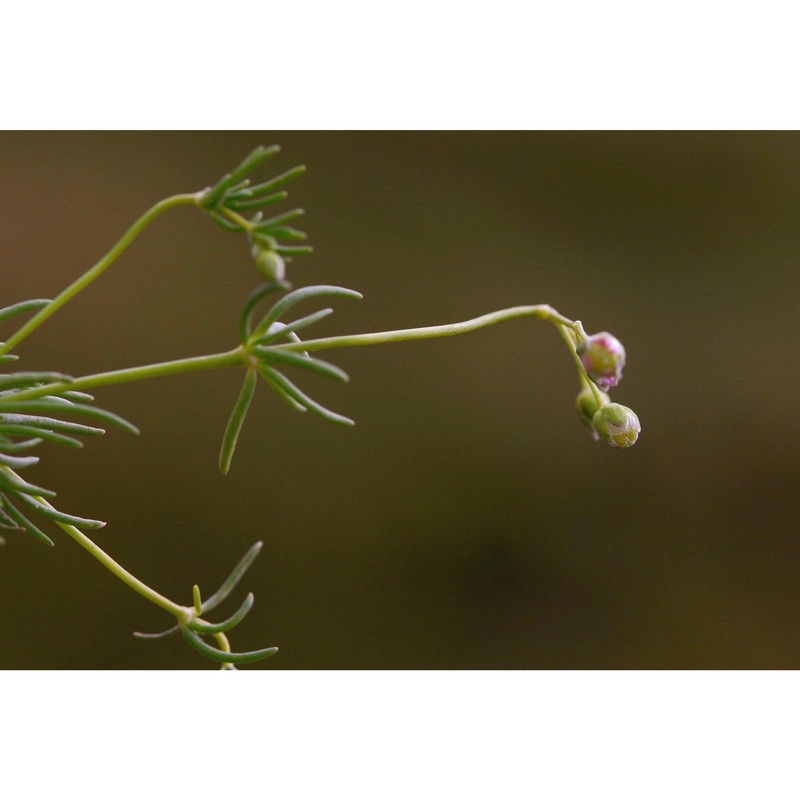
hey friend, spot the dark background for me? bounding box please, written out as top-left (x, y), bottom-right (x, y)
top-left (0, 131), bottom-right (797, 669)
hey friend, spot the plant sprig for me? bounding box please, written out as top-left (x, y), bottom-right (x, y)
top-left (1, 145), bottom-right (640, 668)
top-left (198, 145), bottom-right (312, 282)
top-left (133, 541), bottom-right (277, 669)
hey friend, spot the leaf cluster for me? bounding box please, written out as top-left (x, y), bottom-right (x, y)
top-left (218, 282), bottom-right (363, 474)
top-left (0, 300), bottom-right (138, 546)
top-left (135, 541), bottom-right (277, 668)
top-left (199, 146), bottom-right (313, 280)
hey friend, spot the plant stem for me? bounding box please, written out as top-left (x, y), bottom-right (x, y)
top-left (268, 302), bottom-right (609, 403)
top-left (0, 347), bottom-right (247, 404)
top-left (220, 207), bottom-right (255, 233)
top-left (213, 632), bottom-right (234, 670)
top-left (555, 322), bottom-right (607, 406)
top-left (0, 192), bottom-right (200, 355)
top-left (27, 496), bottom-right (187, 618)
top-left (270, 304), bottom-right (577, 353)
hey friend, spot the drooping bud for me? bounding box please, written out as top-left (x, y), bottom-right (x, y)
top-left (592, 403), bottom-right (640, 448)
top-left (252, 246), bottom-right (285, 282)
top-left (576, 332), bottom-right (625, 390)
top-left (575, 385), bottom-right (610, 441)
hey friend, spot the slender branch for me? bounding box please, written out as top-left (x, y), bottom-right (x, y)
top-left (265, 302), bottom-right (610, 405)
top-left (270, 304), bottom-right (576, 353)
top-left (213, 632), bottom-right (234, 670)
top-left (0, 192), bottom-right (200, 355)
top-left (0, 347), bottom-right (247, 404)
top-left (555, 322), bottom-right (606, 406)
top-left (220, 207), bottom-right (255, 233)
top-left (37, 498), bottom-right (189, 619)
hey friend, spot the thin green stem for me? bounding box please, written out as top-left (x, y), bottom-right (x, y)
top-left (0, 347), bottom-right (247, 404)
top-left (39, 498), bottom-right (189, 619)
top-left (270, 304), bottom-right (577, 354)
top-left (0, 193), bottom-right (200, 355)
top-left (220, 207), bottom-right (255, 233)
top-left (556, 323), bottom-right (606, 406)
top-left (266, 302), bottom-right (608, 405)
top-left (213, 632), bottom-right (234, 669)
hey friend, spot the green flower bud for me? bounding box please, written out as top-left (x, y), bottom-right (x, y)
top-left (575, 385), bottom-right (610, 441)
top-left (577, 332), bottom-right (625, 390)
top-left (253, 247), bottom-right (285, 282)
top-left (592, 403), bottom-right (640, 448)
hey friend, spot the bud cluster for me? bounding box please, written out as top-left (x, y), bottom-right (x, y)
top-left (573, 328), bottom-right (640, 448)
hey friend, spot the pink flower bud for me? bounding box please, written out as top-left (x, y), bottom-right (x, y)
top-left (577, 332), bottom-right (625, 390)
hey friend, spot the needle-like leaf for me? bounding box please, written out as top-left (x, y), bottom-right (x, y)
top-left (260, 367), bottom-right (354, 426)
top-left (227, 191), bottom-right (289, 212)
top-left (254, 225), bottom-right (307, 242)
top-left (0, 453), bottom-right (39, 469)
top-left (274, 245), bottom-right (314, 256)
top-left (200, 541), bottom-right (263, 615)
top-left (180, 626), bottom-right (278, 665)
top-left (0, 496), bottom-right (53, 546)
top-left (132, 625), bottom-right (180, 640)
top-left (233, 166), bottom-right (306, 199)
top-left (251, 308), bottom-right (334, 346)
top-left (201, 146), bottom-right (282, 209)
top-left (192, 584), bottom-right (203, 616)
top-left (0, 401), bottom-right (139, 435)
top-left (254, 208), bottom-right (305, 228)
top-left (0, 506), bottom-right (19, 529)
top-left (189, 592), bottom-right (255, 634)
top-left (254, 348), bottom-right (349, 383)
top-left (14, 492), bottom-right (106, 530)
top-left (0, 414), bottom-right (104, 437)
top-left (0, 372), bottom-right (73, 389)
top-left (257, 367), bottom-right (308, 413)
top-left (0, 469), bottom-right (56, 498)
top-left (252, 285), bottom-right (362, 340)
top-left (0, 425), bottom-right (83, 448)
top-left (219, 369), bottom-right (258, 476)
top-left (238, 282), bottom-right (287, 344)
top-left (0, 299), bottom-right (52, 325)
top-left (208, 210), bottom-right (244, 232)
top-left (0, 437), bottom-right (44, 452)
top-left (226, 145), bottom-right (281, 188)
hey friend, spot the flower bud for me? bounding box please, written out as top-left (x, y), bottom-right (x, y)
top-left (577, 332), bottom-right (625, 390)
top-left (592, 403), bottom-right (640, 448)
top-left (253, 247), bottom-right (285, 282)
top-left (575, 385), bottom-right (609, 441)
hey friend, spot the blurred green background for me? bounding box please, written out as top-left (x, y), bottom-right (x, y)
top-left (1, 131), bottom-right (798, 669)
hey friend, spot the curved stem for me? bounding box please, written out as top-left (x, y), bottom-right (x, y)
top-left (213, 632), bottom-right (234, 670)
top-left (270, 304), bottom-right (577, 354)
top-left (0, 347), bottom-right (247, 404)
top-left (268, 302), bottom-right (609, 404)
top-left (0, 192), bottom-right (200, 355)
top-left (40, 498), bottom-right (188, 619)
top-left (220, 207), bottom-right (255, 233)
top-left (555, 322), bottom-right (607, 406)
